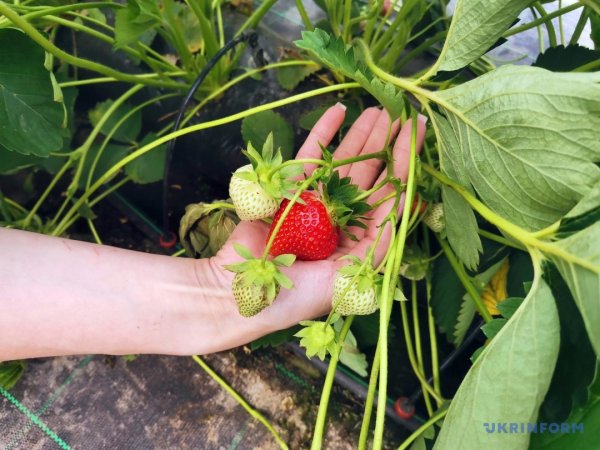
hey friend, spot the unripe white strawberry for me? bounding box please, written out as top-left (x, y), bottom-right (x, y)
top-left (232, 272), bottom-right (279, 317)
top-left (423, 203), bottom-right (445, 233)
top-left (225, 247), bottom-right (296, 317)
top-left (332, 274), bottom-right (379, 316)
top-left (229, 164), bottom-right (279, 221)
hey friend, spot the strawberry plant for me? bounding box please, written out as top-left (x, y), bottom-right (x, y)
top-left (1, 0), bottom-right (600, 449)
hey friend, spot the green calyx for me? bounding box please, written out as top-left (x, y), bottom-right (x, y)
top-left (237, 132), bottom-right (301, 202)
top-left (295, 320), bottom-right (337, 360)
top-left (338, 256), bottom-right (383, 293)
top-left (224, 243), bottom-right (296, 303)
top-left (317, 170), bottom-right (372, 239)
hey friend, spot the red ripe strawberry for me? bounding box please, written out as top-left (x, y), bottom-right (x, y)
top-left (267, 191), bottom-right (339, 261)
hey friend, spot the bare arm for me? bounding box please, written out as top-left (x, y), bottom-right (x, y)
top-left (0, 227), bottom-right (336, 360)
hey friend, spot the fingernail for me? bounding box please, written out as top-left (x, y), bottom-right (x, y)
top-left (335, 102), bottom-right (347, 111)
top-left (417, 113), bottom-right (428, 125)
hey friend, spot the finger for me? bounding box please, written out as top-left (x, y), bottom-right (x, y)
top-left (348, 198), bottom-right (394, 265)
top-left (369, 115), bottom-right (427, 206)
top-left (296, 103), bottom-right (346, 176)
top-left (347, 109), bottom-right (400, 189)
top-left (352, 115), bottom-right (428, 265)
top-left (333, 107), bottom-right (381, 178)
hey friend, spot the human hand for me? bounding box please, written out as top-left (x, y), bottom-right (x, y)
top-left (211, 103), bottom-right (426, 327)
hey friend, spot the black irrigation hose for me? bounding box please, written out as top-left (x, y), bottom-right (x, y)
top-left (160, 30), bottom-right (266, 246)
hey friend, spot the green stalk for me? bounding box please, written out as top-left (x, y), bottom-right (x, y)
top-left (235, 0), bottom-right (278, 35)
top-left (357, 341), bottom-right (381, 449)
top-left (56, 176), bottom-right (132, 233)
top-left (20, 158), bottom-right (72, 229)
top-left (531, 7), bottom-right (545, 54)
top-left (160, 60), bottom-right (320, 134)
top-left (422, 164), bottom-right (600, 274)
top-left (363, 0), bottom-right (385, 44)
top-left (533, 2), bottom-right (558, 47)
top-left (51, 83), bottom-right (360, 236)
top-left (396, 408), bottom-right (448, 450)
top-left (373, 114), bottom-right (420, 450)
top-left (438, 236), bottom-right (492, 322)
top-left (0, 2), bottom-right (188, 90)
top-left (477, 229), bottom-right (524, 250)
top-left (411, 279), bottom-right (434, 416)
top-left (575, 58), bottom-right (600, 72)
top-left (295, 0), bottom-right (314, 31)
top-left (569, 6), bottom-right (590, 45)
top-left (342, 0), bottom-right (352, 42)
top-left (70, 84), bottom-right (144, 196)
top-left (58, 72), bottom-right (187, 88)
top-left (85, 93), bottom-right (178, 191)
top-left (423, 229), bottom-right (441, 402)
top-left (503, 2), bottom-right (582, 38)
top-left (36, 15), bottom-right (175, 73)
top-left (0, 1), bottom-right (121, 27)
top-left (399, 298), bottom-right (443, 402)
top-left (191, 355), bottom-right (289, 450)
top-left (310, 317), bottom-right (354, 450)
top-left (161, 0), bottom-right (196, 72)
top-left (558, 0), bottom-right (565, 45)
top-left (87, 218), bottom-right (102, 245)
top-left (66, 11), bottom-right (178, 70)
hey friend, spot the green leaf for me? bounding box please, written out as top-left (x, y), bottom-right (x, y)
top-left (436, 0), bottom-right (532, 72)
top-left (88, 100), bottom-right (142, 143)
top-left (0, 361), bottom-right (26, 390)
top-left (506, 250), bottom-right (534, 298)
top-left (79, 143), bottom-right (130, 189)
top-left (432, 66), bottom-right (600, 231)
top-left (294, 29), bottom-right (405, 119)
top-left (537, 265), bottom-right (596, 424)
top-left (0, 144), bottom-right (40, 174)
top-left (453, 293), bottom-right (476, 346)
top-left (233, 243), bottom-right (255, 259)
top-left (591, 11), bottom-right (600, 50)
top-left (431, 253), bottom-right (465, 343)
top-left (241, 111), bottom-right (294, 161)
top-left (276, 59), bottom-right (320, 90)
top-left (454, 257), bottom-right (507, 345)
top-left (442, 186), bottom-right (482, 270)
top-left (481, 318), bottom-right (507, 339)
top-left (0, 29), bottom-right (65, 156)
top-left (334, 321), bottom-right (368, 377)
top-left (273, 254), bottom-right (296, 267)
top-left (533, 44), bottom-right (600, 72)
top-left (434, 274), bottom-right (560, 450)
top-left (546, 223), bottom-right (600, 356)
top-left (496, 297), bottom-right (523, 319)
top-left (530, 362), bottom-right (600, 450)
top-left (557, 179), bottom-right (600, 237)
top-left (114, 0), bottom-right (161, 48)
top-left (125, 133), bottom-right (166, 184)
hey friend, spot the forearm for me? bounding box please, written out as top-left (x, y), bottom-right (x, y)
top-left (0, 228), bottom-right (334, 360)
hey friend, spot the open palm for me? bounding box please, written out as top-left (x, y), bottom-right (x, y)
top-left (212, 104), bottom-right (426, 321)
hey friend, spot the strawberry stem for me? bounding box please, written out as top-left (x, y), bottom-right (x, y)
top-left (352, 176), bottom-right (392, 202)
top-left (310, 316), bottom-right (354, 450)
